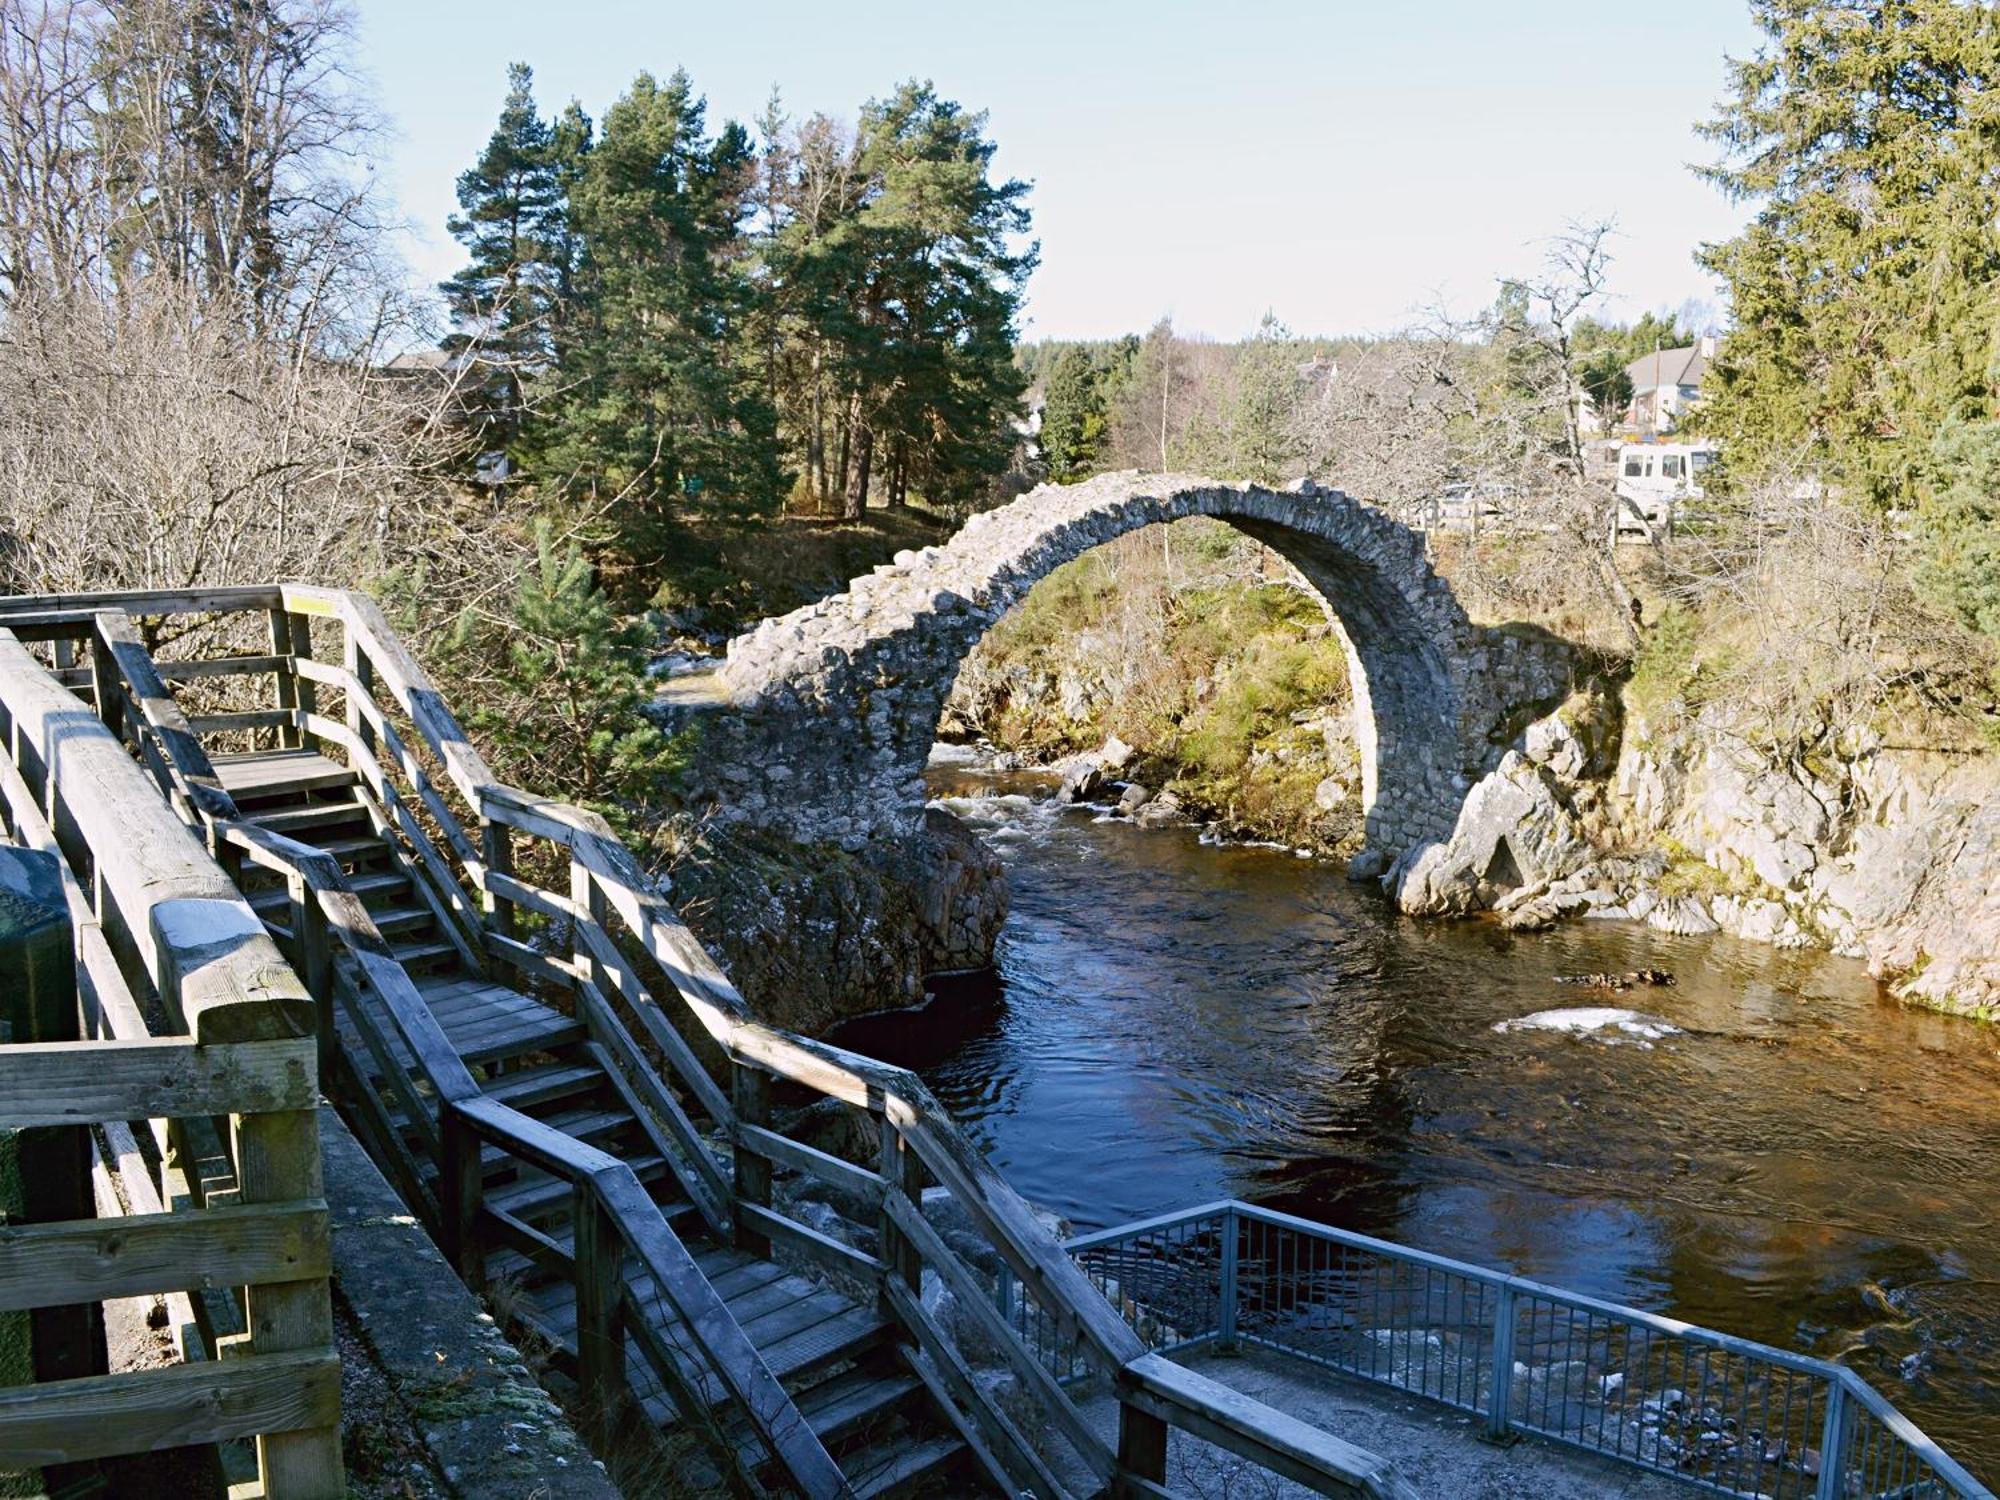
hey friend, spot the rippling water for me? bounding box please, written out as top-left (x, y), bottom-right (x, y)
top-left (832, 751), bottom-right (2000, 1478)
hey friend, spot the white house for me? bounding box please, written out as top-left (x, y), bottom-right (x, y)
top-left (1624, 335), bottom-right (1717, 432)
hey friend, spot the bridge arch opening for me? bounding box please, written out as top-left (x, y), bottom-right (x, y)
top-left (934, 508), bottom-right (1459, 857)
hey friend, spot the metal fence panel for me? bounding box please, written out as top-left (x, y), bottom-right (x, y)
top-left (1065, 1201), bottom-right (1993, 1500)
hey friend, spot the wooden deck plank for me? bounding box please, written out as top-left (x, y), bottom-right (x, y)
top-left (338, 985), bottom-right (582, 1073)
top-left (212, 749), bottom-right (359, 798)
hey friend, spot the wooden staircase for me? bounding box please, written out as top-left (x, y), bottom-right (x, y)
top-left (212, 747), bottom-right (981, 1497)
top-left (7, 585), bottom-right (1326, 1500)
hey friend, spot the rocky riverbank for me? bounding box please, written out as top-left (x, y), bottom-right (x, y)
top-left (1394, 692), bottom-right (2000, 1021)
top-left (950, 566), bottom-right (2000, 1021)
top-left (657, 808), bottom-right (1007, 1033)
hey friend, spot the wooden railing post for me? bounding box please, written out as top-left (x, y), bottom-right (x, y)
top-left (481, 817), bottom-right (515, 940)
top-left (573, 1182), bottom-right (627, 1452)
top-left (88, 633), bottom-right (121, 738)
top-left (732, 1063), bottom-right (772, 1255)
top-left (571, 857), bottom-right (604, 984)
top-left (878, 1117), bottom-right (925, 1303)
top-left (268, 609), bottom-right (302, 751)
top-left (1115, 1398), bottom-right (1169, 1497)
top-left (439, 1106), bottom-right (485, 1289)
top-left (344, 635), bottom-right (375, 756)
top-left (288, 612), bottom-right (318, 751)
top-left (287, 870), bottom-right (335, 1076)
top-left (0, 848), bottom-right (109, 1411)
top-left (154, 899), bottom-right (343, 1500)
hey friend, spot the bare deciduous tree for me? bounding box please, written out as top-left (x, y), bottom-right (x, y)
top-left (0, 0), bottom-right (509, 619)
top-left (2, 0), bottom-right (389, 343)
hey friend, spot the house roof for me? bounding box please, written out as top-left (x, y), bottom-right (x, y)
top-left (1624, 345), bottom-right (1708, 392)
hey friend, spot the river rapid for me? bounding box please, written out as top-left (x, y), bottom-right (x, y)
top-left (829, 747), bottom-right (2000, 1480)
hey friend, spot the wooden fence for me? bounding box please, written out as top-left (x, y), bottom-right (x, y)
top-left (0, 631), bottom-right (341, 1498)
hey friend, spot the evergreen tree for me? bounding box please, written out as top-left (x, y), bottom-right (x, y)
top-left (447, 526), bottom-right (683, 825)
top-left (441, 63), bottom-right (574, 456)
top-left (545, 70), bottom-right (782, 556)
top-left (1920, 418), bottom-right (2000, 641)
top-left (1695, 1), bottom-right (2000, 506)
top-left (1113, 319), bottom-right (1188, 471)
top-left (758, 81), bottom-right (1034, 517)
top-left (1227, 314), bottom-right (1304, 484)
top-left (1039, 345), bottom-right (1103, 482)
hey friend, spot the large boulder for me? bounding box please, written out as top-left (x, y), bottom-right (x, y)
top-left (1055, 760), bottom-right (1105, 804)
top-left (1395, 751), bottom-right (1593, 915)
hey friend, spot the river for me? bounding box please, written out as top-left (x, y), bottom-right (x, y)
top-left (829, 749), bottom-right (2000, 1480)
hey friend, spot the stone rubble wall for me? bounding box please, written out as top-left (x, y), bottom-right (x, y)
top-left (677, 472), bottom-right (1575, 872)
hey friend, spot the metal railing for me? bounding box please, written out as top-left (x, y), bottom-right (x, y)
top-left (1058, 1201), bottom-right (1994, 1500)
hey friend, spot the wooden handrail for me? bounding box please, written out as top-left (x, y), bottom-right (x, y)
top-left (280, 585), bottom-right (499, 814)
top-left (0, 631), bottom-right (342, 1497)
top-left (451, 1096), bottom-right (851, 1496)
top-left (1116, 1354), bottom-right (1422, 1500)
top-left (212, 816), bottom-right (847, 1496)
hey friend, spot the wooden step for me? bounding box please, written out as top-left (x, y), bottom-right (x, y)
top-left (633, 1298), bottom-right (894, 1419)
top-left (767, 1367), bottom-right (922, 1461)
top-left (340, 982), bottom-right (586, 1073)
top-left (263, 900), bottom-right (431, 943)
top-left (390, 937), bottom-right (458, 970)
top-left (212, 749), bottom-right (360, 802)
top-left (477, 1105), bottom-right (637, 1170)
top-left (316, 832), bottom-right (395, 864)
top-left (483, 1153), bottom-right (683, 1224)
top-left (843, 1433), bottom-right (965, 1500)
top-left (249, 869), bottom-right (408, 912)
top-left (484, 1059), bottom-right (606, 1113)
top-left (247, 797), bottom-right (374, 836)
top-left (487, 1220), bottom-right (739, 1295)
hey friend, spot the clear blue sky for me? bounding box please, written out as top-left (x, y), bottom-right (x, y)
top-left (352, 0), bottom-right (1764, 341)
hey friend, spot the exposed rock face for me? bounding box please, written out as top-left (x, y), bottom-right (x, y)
top-left (1395, 749), bottom-right (1594, 915)
top-left (1394, 695), bottom-right (1611, 914)
top-left (1395, 675), bottom-right (2000, 1018)
top-left (669, 473), bottom-right (1573, 872)
top-left (1588, 710), bottom-right (2000, 1017)
top-left (664, 807), bottom-right (1005, 1032)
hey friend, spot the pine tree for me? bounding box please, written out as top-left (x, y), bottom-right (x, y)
top-left (1919, 417), bottom-right (2000, 641)
top-left (850, 82), bottom-right (1034, 514)
top-left (441, 64), bottom-right (573, 456)
top-left (544, 70), bottom-right (782, 557)
top-left (757, 81), bottom-right (1033, 517)
top-left (1695, 1), bottom-right (2000, 506)
top-left (1040, 345), bottom-right (1104, 482)
top-left (447, 526), bottom-right (683, 825)
top-left (1227, 314), bottom-right (1304, 485)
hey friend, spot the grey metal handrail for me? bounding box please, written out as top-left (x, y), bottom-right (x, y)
top-left (1063, 1200), bottom-right (1995, 1500)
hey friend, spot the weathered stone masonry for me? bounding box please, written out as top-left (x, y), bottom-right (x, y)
top-left (666, 473), bottom-right (1575, 879)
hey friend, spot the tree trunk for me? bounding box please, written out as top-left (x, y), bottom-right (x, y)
top-left (845, 423), bottom-right (873, 521)
top-left (886, 437), bottom-right (908, 509)
top-left (808, 346), bottom-right (827, 506)
top-left (835, 394), bottom-right (855, 513)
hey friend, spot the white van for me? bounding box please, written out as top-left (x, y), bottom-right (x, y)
top-left (1615, 440), bottom-right (1717, 536)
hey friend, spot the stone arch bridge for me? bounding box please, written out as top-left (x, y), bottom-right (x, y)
top-left (667, 472), bottom-right (1576, 885)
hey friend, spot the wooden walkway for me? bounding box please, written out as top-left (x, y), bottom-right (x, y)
top-left (212, 746), bottom-right (969, 1496)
